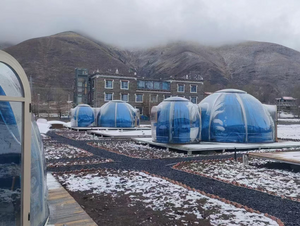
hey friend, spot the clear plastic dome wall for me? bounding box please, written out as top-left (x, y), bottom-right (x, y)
top-left (199, 89), bottom-right (275, 143)
top-left (97, 100), bottom-right (139, 128)
top-left (71, 104), bottom-right (95, 127)
top-left (0, 63), bottom-right (49, 225)
top-left (31, 117), bottom-right (49, 225)
top-left (151, 97), bottom-right (201, 143)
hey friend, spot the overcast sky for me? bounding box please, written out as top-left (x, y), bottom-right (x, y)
top-left (1, 0), bottom-right (300, 50)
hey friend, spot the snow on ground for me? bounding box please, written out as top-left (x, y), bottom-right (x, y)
top-left (37, 119), bottom-right (51, 134)
top-left (277, 124), bottom-right (300, 139)
top-left (47, 158), bottom-right (112, 167)
top-left (90, 141), bottom-right (203, 159)
top-left (36, 118), bottom-right (70, 134)
top-left (56, 131), bottom-right (103, 140)
top-left (44, 143), bottom-right (93, 160)
top-left (278, 118), bottom-right (300, 123)
top-left (56, 170), bottom-right (278, 226)
top-left (178, 158), bottom-right (300, 200)
top-left (279, 112), bottom-right (296, 118)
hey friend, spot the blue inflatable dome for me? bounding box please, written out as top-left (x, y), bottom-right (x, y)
top-left (0, 62), bottom-right (49, 226)
top-left (71, 104), bottom-right (95, 127)
top-left (97, 100), bottom-right (139, 128)
top-left (199, 89), bottom-right (275, 143)
top-left (151, 97), bottom-right (201, 143)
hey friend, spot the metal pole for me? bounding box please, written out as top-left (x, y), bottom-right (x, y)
top-left (234, 148), bottom-right (237, 161)
top-left (37, 94), bottom-right (40, 118)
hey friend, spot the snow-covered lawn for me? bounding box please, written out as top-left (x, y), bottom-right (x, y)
top-left (176, 158), bottom-right (300, 200)
top-left (56, 169), bottom-right (279, 226)
top-left (277, 124), bottom-right (300, 140)
top-left (279, 112), bottom-right (297, 118)
top-left (56, 131), bottom-right (103, 140)
top-left (47, 158), bottom-right (112, 168)
top-left (278, 118), bottom-right (300, 123)
top-left (44, 143), bottom-right (93, 160)
top-left (89, 141), bottom-right (203, 159)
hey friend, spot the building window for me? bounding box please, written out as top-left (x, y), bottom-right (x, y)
top-left (162, 82), bottom-right (170, 91)
top-left (150, 94), bottom-right (158, 102)
top-left (77, 96), bottom-right (82, 104)
top-left (154, 82), bottom-right (161, 90)
top-left (137, 80), bottom-right (145, 89)
top-left (145, 81), bottom-right (153, 89)
top-left (77, 86), bottom-right (83, 92)
top-left (105, 79), bottom-right (113, 89)
top-left (135, 94), bottom-right (143, 102)
top-left (121, 80), bottom-right (129, 89)
top-left (190, 96), bottom-right (197, 104)
top-left (177, 84), bottom-right (185, 92)
top-left (190, 85), bottom-right (197, 93)
top-left (121, 93), bottom-right (128, 102)
top-left (164, 95), bottom-right (171, 99)
top-left (105, 93), bottom-right (113, 101)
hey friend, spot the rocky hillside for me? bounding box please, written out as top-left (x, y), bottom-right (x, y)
top-left (0, 42), bottom-right (13, 50)
top-left (4, 32), bottom-right (300, 103)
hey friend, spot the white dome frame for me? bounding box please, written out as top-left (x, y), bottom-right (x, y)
top-left (0, 50), bottom-right (32, 226)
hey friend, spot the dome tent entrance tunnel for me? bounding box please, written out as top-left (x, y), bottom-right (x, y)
top-left (0, 50), bottom-right (49, 226)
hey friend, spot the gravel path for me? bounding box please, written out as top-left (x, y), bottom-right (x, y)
top-left (48, 131), bottom-right (300, 226)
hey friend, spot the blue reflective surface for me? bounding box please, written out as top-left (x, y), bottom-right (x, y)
top-left (151, 97), bottom-right (201, 143)
top-left (97, 101), bottom-right (139, 128)
top-left (199, 89), bottom-right (275, 143)
top-left (72, 104), bottom-right (95, 127)
top-left (0, 86), bottom-right (49, 225)
top-left (0, 86), bottom-right (22, 225)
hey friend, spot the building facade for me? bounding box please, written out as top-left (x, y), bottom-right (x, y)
top-left (74, 68), bottom-right (89, 105)
top-left (74, 69), bottom-right (204, 116)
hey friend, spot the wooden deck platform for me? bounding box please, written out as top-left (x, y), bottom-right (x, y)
top-left (47, 173), bottom-right (97, 226)
top-left (248, 151), bottom-right (300, 166)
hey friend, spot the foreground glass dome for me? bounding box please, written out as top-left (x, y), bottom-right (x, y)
top-left (199, 89), bottom-right (275, 143)
top-left (0, 55), bottom-right (49, 226)
top-left (97, 100), bottom-right (139, 128)
top-left (151, 97), bottom-right (201, 143)
top-left (71, 104), bottom-right (95, 127)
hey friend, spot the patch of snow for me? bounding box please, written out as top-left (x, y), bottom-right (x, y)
top-left (57, 170), bottom-right (278, 226)
top-left (180, 158), bottom-right (300, 200)
top-left (44, 143), bottom-right (93, 160)
top-left (279, 112), bottom-right (296, 118)
top-left (278, 124), bottom-right (300, 139)
top-left (91, 141), bottom-right (203, 159)
top-left (278, 118), bottom-right (300, 122)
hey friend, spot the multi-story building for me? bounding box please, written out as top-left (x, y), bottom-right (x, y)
top-left (74, 69), bottom-right (204, 116)
top-left (74, 68), bottom-right (89, 105)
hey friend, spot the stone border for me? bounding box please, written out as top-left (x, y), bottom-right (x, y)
top-left (173, 157), bottom-right (300, 204)
top-left (53, 168), bottom-right (284, 226)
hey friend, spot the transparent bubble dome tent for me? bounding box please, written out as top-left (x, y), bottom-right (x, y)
top-left (71, 104), bottom-right (95, 127)
top-left (0, 50), bottom-right (49, 225)
top-left (97, 100), bottom-right (140, 128)
top-left (151, 97), bottom-right (201, 143)
top-left (199, 89), bottom-right (275, 143)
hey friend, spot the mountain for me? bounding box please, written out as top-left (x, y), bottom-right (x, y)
top-left (4, 32), bottom-right (300, 103)
top-left (0, 42), bottom-right (13, 50)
